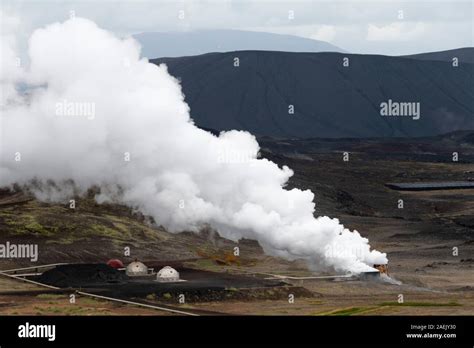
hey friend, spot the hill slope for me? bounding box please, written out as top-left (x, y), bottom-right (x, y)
top-left (402, 47), bottom-right (474, 64)
top-left (134, 30), bottom-right (344, 59)
top-left (152, 51), bottom-right (474, 138)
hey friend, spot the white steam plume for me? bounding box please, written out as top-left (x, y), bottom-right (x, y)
top-left (0, 17), bottom-right (387, 273)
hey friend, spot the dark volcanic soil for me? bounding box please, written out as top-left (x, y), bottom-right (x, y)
top-left (32, 263), bottom-right (295, 303)
top-left (36, 263), bottom-right (128, 287)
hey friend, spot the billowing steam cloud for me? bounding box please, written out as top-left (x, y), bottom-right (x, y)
top-left (0, 16), bottom-right (387, 273)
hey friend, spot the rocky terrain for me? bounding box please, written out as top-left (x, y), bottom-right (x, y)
top-left (0, 131), bottom-right (472, 315)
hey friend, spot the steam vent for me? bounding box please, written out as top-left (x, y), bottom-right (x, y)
top-left (156, 266), bottom-right (180, 283)
top-left (125, 261), bottom-right (148, 276)
top-left (374, 264), bottom-right (389, 275)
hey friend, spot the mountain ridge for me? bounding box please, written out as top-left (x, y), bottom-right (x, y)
top-left (152, 50), bottom-right (474, 139)
top-left (134, 29), bottom-right (345, 58)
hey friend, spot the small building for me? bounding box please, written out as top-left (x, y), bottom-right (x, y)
top-left (126, 261), bottom-right (148, 276)
top-left (156, 266), bottom-right (180, 283)
top-left (107, 259), bottom-right (124, 269)
top-left (386, 181), bottom-right (474, 191)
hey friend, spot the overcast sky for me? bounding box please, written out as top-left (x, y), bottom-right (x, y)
top-left (2, 0), bottom-right (473, 55)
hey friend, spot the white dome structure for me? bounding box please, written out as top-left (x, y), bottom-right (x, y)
top-left (126, 261), bottom-right (148, 276)
top-left (156, 266), bottom-right (180, 283)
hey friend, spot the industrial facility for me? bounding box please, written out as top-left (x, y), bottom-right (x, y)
top-left (0, 258), bottom-right (390, 316)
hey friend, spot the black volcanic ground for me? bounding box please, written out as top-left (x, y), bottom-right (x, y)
top-left (152, 49), bottom-right (474, 138)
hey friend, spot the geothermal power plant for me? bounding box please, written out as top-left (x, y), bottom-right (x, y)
top-left (0, 2), bottom-right (472, 345)
top-left (0, 258), bottom-right (390, 316)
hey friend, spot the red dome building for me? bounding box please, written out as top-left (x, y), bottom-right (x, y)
top-left (107, 259), bottom-right (124, 269)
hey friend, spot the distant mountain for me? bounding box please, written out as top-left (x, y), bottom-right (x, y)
top-left (133, 30), bottom-right (345, 58)
top-left (402, 48), bottom-right (474, 64)
top-left (152, 51), bottom-right (474, 138)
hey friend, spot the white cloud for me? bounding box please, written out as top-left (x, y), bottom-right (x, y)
top-left (310, 25), bottom-right (337, 42)
top-left (247, 24), bottom-right (337, 43)
top-left (2, 1), bottom-right (472, 57)
top-left (367, 22), bottom-right (426, 41)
